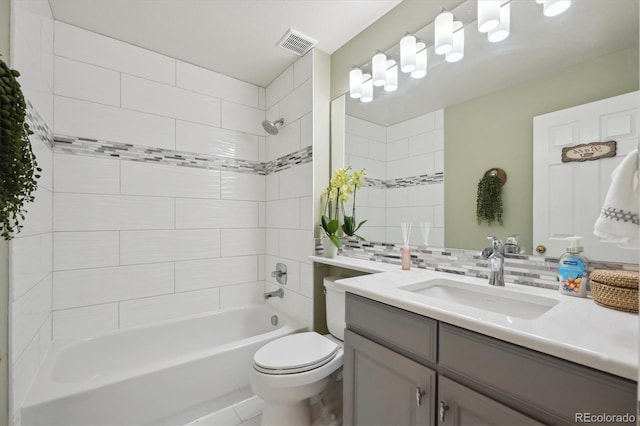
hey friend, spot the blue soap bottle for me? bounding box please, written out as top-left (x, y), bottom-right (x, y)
top-left (558, 236), bottom-right (588, 298)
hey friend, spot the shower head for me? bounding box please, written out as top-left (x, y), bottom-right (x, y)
top-left (262, 118), bottom-right (284, 136)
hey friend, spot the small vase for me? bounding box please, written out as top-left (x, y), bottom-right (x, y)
top-left (322, 238), bottom-right (338, 258)
top-left (401, 247), bottom-right (411, 270)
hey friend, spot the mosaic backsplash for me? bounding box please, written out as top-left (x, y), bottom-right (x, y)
top-left (363, 172), bottom-right (444, 189)
top-left (316, 238), bottom-right (638, 291)
top-left (26, 101), bottom-right (53, 149)
top-left (53, 134), bottom-right (312, 175)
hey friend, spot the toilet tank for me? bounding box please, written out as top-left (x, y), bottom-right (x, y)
top-left (323, 277), bottom-right (346, 341)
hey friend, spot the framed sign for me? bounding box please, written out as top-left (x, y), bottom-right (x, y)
top-left (561, 141), bottom-right (617, 163)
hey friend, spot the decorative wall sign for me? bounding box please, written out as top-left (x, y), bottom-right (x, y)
top-left (561, 141), bottom-right (617, 163)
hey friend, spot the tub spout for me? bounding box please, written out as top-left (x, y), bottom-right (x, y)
top-left (264, 288), bottom-right (284, 300)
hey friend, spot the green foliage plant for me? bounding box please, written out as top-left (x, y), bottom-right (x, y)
top-left (0, 55), bottom-right (40, 240)
top-left (341, 168), bottom-right (367, 240)
top-left (476, 174), bottom-right (503, 225)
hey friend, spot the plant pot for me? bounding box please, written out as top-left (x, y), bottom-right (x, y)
top-left (322, 238), bottom-right (338, 258)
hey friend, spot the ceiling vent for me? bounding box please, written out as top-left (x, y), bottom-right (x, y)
top-left (277, 29), bottom-right (317, 56)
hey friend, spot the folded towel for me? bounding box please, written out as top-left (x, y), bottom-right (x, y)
top-left (593, 149), bottom-right (639, 248)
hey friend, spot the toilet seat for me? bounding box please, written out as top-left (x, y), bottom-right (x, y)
top-left (253, 332), bottom-right (338, 375)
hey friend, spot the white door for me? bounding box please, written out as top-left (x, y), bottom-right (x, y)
top-left (533, 91), bottom-right (639, 263)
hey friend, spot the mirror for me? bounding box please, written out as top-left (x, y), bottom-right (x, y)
top-left (332, 0), bottom-right (639, 262)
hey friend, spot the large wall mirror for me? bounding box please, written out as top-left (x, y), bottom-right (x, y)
top-left (331, 0), bottom-right (639, 263)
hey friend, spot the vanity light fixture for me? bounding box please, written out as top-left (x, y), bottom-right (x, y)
top-left (411, 43), bottom-right (427, 79)
top-left (488, 2), bottom-right (510, 43)
top-left (384, 59), bottom-right (398, 92)
top-left (478, 0), bottom-right (501, 33)
top-left (361, 73), bottom-right (373, 103)
top-left (542, 0), bottom-right (571, 17)
top-left (434, 10), bottom-right (454, 55)
top-left (349, 67), bottom-right (363, 99)
top-left (445, 21), bottom-right (465, 63)
top-left (372, 51), bottom-right (387, 87)
top-left (400, 33), bottom-right (417, 73)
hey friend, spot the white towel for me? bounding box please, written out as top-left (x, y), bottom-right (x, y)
top-left (593, 149), bottom-right (639, 248)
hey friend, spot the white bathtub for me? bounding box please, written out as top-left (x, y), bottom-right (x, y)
top-left (22, 305), bottom-right (303, 425)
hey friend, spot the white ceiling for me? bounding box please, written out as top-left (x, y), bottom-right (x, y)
top-left (48, 0), bottom-right (402, 87)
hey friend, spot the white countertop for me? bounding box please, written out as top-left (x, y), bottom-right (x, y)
top-left (311, 255), bottom-right (639, 381)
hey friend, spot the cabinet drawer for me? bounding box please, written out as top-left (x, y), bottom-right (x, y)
top-left (439, 324), bottom-right (637, 425)
top-left (346, 293), bottom-right (437, 363)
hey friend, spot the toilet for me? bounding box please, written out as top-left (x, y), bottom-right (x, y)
top-left (251, 277), bottom-right (346, 426)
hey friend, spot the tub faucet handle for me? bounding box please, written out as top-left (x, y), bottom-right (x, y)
top-left (271, 263), bottom-right (287, 285)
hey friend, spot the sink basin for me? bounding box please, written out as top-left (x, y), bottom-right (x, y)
top-left (399, 278), bottom-right (559, 320)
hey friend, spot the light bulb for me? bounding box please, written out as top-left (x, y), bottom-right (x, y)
top-left (372, 52), bottom-right (387, 87)
top-left (349, 68), bottom-right (362, 99)
top-left (411, 43), bottom-right (427, 79)
top-left (434, 10), bottom-right (453, 55)
top-left (488, 3), bottom-right (510, 43)
top-left (445, 21), bottom-right (464, 63)
top-left (400, 34), bottom-right (416, 73)
top-left (384, 59), bottom-right (398, 92)
top-left (361, 73), bottom-right (373, 103)
top-left (478, 0), bottom-right (500, 33)
top-left (543, 0), bottom-right (571, 17)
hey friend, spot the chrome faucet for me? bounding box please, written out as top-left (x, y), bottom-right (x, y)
top-left (481, 236), bottom-right (505, 286)
top-left (264, 288), bottom-right (284, 300)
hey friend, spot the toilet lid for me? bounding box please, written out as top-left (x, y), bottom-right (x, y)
top-left (254, 332), bottom-right (338, 374)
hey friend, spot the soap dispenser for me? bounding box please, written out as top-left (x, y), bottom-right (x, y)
top-left (558, 236), bottom-right (589, 298)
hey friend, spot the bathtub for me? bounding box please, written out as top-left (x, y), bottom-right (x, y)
top-left (22, 305), bottom-right (303, 425)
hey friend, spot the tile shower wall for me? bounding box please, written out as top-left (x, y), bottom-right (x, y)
top-left (8, 0), bottom-right (54, 422)
top-left (52, 22), bottom-right (270, 339)
top-left (263, 54), bottom-right (315, 329)
top-left (345, 110), bottom-right (445, 246)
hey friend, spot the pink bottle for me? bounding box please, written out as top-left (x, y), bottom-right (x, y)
top-left (401, 247), bottom-right (411, 270)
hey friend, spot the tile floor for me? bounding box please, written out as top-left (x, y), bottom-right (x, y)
top-left (186, 395), bottom-right (264, 426)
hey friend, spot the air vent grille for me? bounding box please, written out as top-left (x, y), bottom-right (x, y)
top-left (277, 29), bottom-right (317, 56)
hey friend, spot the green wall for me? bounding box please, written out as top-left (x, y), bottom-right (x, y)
top-left (445, 46), bottom-right (639, 251)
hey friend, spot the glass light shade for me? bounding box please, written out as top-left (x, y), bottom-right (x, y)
top-left (411, 43), bottom-right (427, 79)
top-left (349, 68), bottom-right (363, 99)
top-left (543, 0), bottom-right (571, 16)
top-left (361, 73), bottom-right (373, 103)
top-left (478, 0), bottom-right (500, 33)
top-left (372, 52), bottom-right (387, 87)
top-left (434, 11), bottom-right (453, 55)
top-left (445, 21), bottom-right (464, 63)
top-left (488, 3), bottom-right (510, 43)
top-left (400, 34), bottom-right (416, 73)
top-left (384, 59), bottom-right (398, 92)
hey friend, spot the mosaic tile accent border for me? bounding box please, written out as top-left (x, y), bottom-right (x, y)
top-left (364, 172), bottom-right (444, 189)
top-left (53, 134), bottom-right (312, 175)
top-left (26, 101), bottom-right (53, 149)
top-left (316, 238), bottom-right (638, 291)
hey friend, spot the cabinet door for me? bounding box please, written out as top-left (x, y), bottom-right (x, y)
top-left (343, 330), bottom-right (436, 426)
top-left (438, 376), bottom-right (543, 426)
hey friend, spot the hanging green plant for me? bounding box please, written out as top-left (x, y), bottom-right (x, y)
top-left (476, 173), bottom-right (503, 225)
top-left (0, 54), bottom-right (41, 240)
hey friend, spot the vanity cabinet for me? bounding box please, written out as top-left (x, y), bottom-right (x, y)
top-left (343, 293), bottom-right (637, 426)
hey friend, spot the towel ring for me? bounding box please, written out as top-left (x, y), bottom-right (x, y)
top-left (484, 168), bottom-right (507, 186)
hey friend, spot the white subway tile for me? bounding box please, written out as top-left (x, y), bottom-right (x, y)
top-left (121, 161), bottom-right (221, 199)
top-left (176, 199), bottom-right (258, 229)
top-left (258, 255), bottom-right (265, 281)
top-left (52, 303), bottom-right (119, 339)
top-left (12, 333), bottom-right (39, 409)
top-left (386, 187), bottom-right (408, 208)
top-left (54, 56), bottom-right (120, 106)
top-left (16, 185), bottom-right (53, 237)
top-left (278, 163), bottom-right (313, 199)
top-left (346, 116), bottom-right (386, 143)
top-left (368, 187), bottom-right (387, 208)
top-left (266, 198), bottom-right (299, 229)
top-left (294, 52), bottom-right (313, 88)
top-left (258, 88), bottom-right (266, 110)
top-left (435, 150), bottom-right (444, 173)
top-left (408, 129), bottom-right (444, 155)
top-left (386, 206), bottom-right (434, 228)
top-left (279, 79), bottom-right (312, 124)
top-left (234, 396), bottom-right (265, 421)
top-left (122, 75), bottom-right (221, 126)
top-left (299, 196), bottom-right (313, 230)
top-left (55, 22), bottom-right (175, 85)
top-left (386, 153), bottom-right (434, 180)
top-left (265, 173), bottom-right (279, 201)
top-left (435, 109), bottom-right (444, 129)
top-left (387, 112), bottom-right (435, 142)
top-left (54, 96), bottom-right (175, 149)
top-left (407, 183), bottom-right (444, 207)
top-left (221, 101), bottom-right (264, 136)
top-left (175, 256), bottom-right (258, 292)
top-left (358, 206), bottom-right (385, 228)
top-left (177, 61), bottom-right (259, 108)
top-left (300, 113), bottom-right (312, 148)
top-left (259, 202), bottom-right (266, 228)
top-left (386, 139), bottom-right (409, 161)
top-left (11, 275), bottom-right (51, 361)
top-left (220, 229), bottom-right (265, 257)
top-left (54, 154), bottom-right (120, 194)
top-left (434, 204), bottom-right (445, 228)
top-left (54, 231), bottom-right (119, 271)
top-left (119, 288), bottom-right (221, 329)
top-left (347, 156), bottom-right (385, 180)
top-left (221, 172), bottom-right (265, 201)
top-left (265, 255), bottom-right (300, 294)
top-left (120, 230), bottom-right (221, 264)
top-left (266, 229), bottom-right (279, 257)
top-left (266, 66), bottom-right (294, 109)
top-left (10, 233), bottom-right (53, 301)
top-left (299, 263), bottom-right (313, 298)
top-left (265, 120), bottom-right (300, 162)
top-left (280, 289), bottom-right (312, 329)
top-left (279, 229), bottom-right (313, 264)
top-left (53, 263), bottom-right (174, 309)
top-left (176, 121), bottom-right (259, 161)
top-left (54, 193), bottom-right (174, 231)
top-left (369, 141), bottom-right (386, 162)
top-left (265, 103), bottom-right (280, 124)
top-left (345, 134), bottom-right (369, 157)
top-left (220, 282), bottom-right (264, 309)
top-left (39, 315), bottom-right (52, 364)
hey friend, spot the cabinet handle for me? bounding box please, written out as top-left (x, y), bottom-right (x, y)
top-left (415, 386), bottom-right (426, 406)
top-left (439, 401), bottom-right (449, 422)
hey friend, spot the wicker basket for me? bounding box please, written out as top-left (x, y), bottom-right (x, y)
top-left (589, 269), bottom-right (638, 313)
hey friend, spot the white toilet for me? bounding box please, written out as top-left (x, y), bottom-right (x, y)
top-left (251, 277), bottom-right (346, 426)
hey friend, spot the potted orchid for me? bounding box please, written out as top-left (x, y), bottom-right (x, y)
top-left (341, 168), bottom-right (367, 240)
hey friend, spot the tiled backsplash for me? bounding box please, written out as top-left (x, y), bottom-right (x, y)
top-left (318, 239), bottom-right (638, 290)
